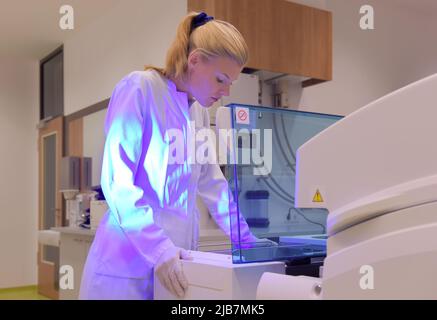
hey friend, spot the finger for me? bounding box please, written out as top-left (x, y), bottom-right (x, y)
top-left (159, 273), bottom-right (173, 295)
top-left (169, 268), bottom-right (185, 298)
top-left (180, 249), bottom-right (193, 260)
top-left (174, 262), bottom-right (189, 290)
top-left (157, 269), bottom-right (174, 296)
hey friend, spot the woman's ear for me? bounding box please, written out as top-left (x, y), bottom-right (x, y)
top-left (187, 49), bottom-right (207, 69)
top-left (187, 49), bottom-right (200, 68)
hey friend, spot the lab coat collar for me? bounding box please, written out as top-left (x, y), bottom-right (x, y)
top-left (166, 76), bottom-right (195, 109)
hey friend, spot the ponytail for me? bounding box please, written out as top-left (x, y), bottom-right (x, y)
top-left (145, 12), bottom-right (249, 80)
top-left (163, 12), bottom-right (198, 79)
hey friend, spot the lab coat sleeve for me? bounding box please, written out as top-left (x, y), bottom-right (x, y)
top-left (197, 163), bottom-right (256, 244)
top-left (196, 108), bottom-right (256, 244)
top-left (100, 75), bottom-right (174, 267)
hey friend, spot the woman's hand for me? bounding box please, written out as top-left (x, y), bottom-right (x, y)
top-left (155, 246), bottom-right (193, 298)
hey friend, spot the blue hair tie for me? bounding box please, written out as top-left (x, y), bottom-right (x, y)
top-left (191, 12), bottom-right (214, 32)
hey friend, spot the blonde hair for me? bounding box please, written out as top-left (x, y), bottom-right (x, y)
top-left (145, 12), bottom-right (249, 79)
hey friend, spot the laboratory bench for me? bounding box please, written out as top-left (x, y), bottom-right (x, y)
top-left (51, 226), bottom-right (95, 300)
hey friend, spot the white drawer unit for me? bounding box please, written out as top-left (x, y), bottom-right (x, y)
top-left (52, 227), bottom-right (95, 300)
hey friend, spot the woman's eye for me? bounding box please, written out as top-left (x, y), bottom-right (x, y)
top-left (216, 77), bottom-right (224, 83)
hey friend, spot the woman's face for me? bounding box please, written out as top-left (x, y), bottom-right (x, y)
top-left (186, 50), bottom-right (242, 107)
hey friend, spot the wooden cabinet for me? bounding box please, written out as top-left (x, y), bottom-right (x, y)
top-left (188, 0), bottom-right (332, 86)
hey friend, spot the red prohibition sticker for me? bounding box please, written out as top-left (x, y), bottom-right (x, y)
top-left (235, 107), bottom-right (250, 124)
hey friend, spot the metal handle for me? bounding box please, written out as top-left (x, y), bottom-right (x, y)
top-left (314, 284), bottom-right (322, 296)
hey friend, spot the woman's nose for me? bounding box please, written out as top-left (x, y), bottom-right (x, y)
top-left (221, 85), bottom-right (231, 97)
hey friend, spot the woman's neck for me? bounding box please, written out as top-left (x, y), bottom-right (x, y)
top-left (170, 75), bottom-right (195, 107)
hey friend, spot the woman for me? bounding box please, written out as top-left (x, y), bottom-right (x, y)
top-left (79, 11), bottom-right (259, 300)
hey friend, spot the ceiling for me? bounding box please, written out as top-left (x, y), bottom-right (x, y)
top-left (0, 0), bottom-right (120, 60)
top-left (390, 0), bottom-right (437, 15)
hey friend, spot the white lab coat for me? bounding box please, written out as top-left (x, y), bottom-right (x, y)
top-left (79, 70), bottom-right (255, 300)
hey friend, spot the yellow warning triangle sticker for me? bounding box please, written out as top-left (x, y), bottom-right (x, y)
top-left (312, 189), bottom-right (324, 203)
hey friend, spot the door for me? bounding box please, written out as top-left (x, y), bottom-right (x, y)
top-left (38, 116), bottom-right (63, 299)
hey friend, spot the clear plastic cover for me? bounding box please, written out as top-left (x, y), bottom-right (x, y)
top-left (223, 104), bottom-right (342, 263)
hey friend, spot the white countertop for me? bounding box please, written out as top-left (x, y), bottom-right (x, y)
top-left (52, 226), bottom-right (96, 236)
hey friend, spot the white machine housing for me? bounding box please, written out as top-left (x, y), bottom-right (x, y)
top-left (295, 74), bottom-right (437, 299)
top-left (154, 251), bottom-right (284, 300)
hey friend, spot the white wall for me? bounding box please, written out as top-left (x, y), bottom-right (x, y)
top-left (64, 0), bottom-right (187, 115)
top-left (300, 0), bottom-right (437, 115)
top-left (0, 57), bottom-right (39, 288)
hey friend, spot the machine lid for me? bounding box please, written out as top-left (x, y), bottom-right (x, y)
top-left (327, 174), bottom-right (437, 236)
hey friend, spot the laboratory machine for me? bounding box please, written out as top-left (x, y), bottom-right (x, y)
top-left (290, 73), bottom-right (437, 299)
top-left (155, 104), bottom-right (342, 299)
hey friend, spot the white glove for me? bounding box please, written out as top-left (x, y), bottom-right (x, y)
top-left (155, 246), bottom-right (193, 298)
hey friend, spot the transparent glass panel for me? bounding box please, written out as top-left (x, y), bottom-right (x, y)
top-left (225, 104), bottom-right (342, 263)
top-left (43, 134), bottom-right (59, 266)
